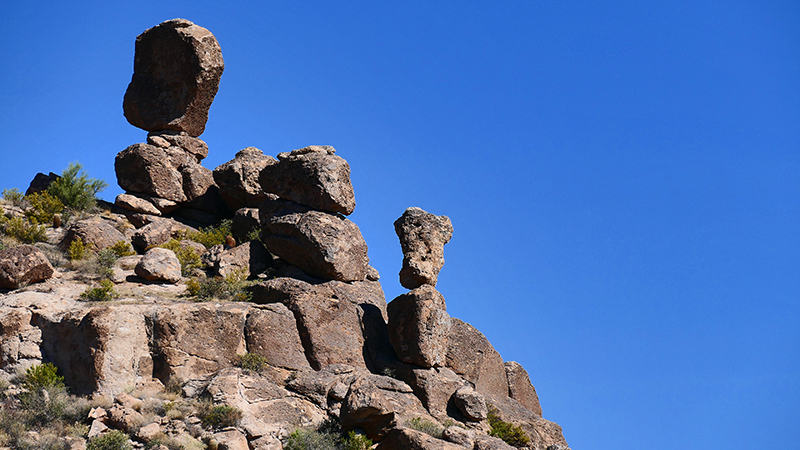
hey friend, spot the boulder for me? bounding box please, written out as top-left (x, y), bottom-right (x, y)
top-left (452, 385), bottom-right (488, 421)
top-left (260, 199), bottom-right (369, 282)
top-left (123, 19), bottom-right (224, 137)
top-left (25, 172), bottom-right (60, 196)
top-left (214, 240), bottom-right (271, 278)
top-left (214, 147), bottom-right (276, 211)
top-left (486, 397), bottom-right (570, 450)
top-left (473, 435), bottom-right (516, 450)
top-left (59, 218), bottom-right (127, 253)
top-left (340, 373), bottom-right (433, 441)
top-left (212, 429), bottom-right (249, 450)
top-left (286, 364), bottom-right (361, 408)
top-left (376, 428), bottom-right (464, 450)
top-left (446, 318), bottom-right (508, 400)
top-left (115, 143), bottom-right (188, 202)
top-left (442, 426), bottom-right (474, 448)
top-left (504, 361), bottom-right (543, 416)
top-left (394, 207), bottom-right (453, 289)
top-left (181, 163), bottom-right (216, 202)
top-left (130, 218), bottom-right (193, 250)
top-left (387, 285), bottom-right (451, 368)
top-left (147, 131), bottom-right (209, 161)
top-left (231, 207), bottom-right (260, 243)
top-left (0, 245), bottom-right (54, 289)
top-left (406, 367), bottom-right (465, 418)
top-left (259, 145), bottom-right (356, 215)
top-left (115, 193), bottom-right (162, 215)
top-left (134, 248), bottom-right (182, 283)
top-left (244, 303), bottom-right (311, 371)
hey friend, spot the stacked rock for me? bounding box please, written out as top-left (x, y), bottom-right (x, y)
top-left (114, 19), bottom-right (228, 225)
top-left (387, 207), bottom-right (454, 368)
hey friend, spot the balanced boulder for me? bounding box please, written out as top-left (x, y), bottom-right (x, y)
top-left (213, 147), bottom-right (276, 212)
top-left (394, 207), bottom-right (453, 289)
top-left (123, 19), bottom-right (224, 137)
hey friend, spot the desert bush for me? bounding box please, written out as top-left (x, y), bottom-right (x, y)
top-left (199, 404), bottom-right (242, 429)
top-left (180, 219), bottom-right (232, 248)
top-left (23, 362), bottom-right (64, 391)
top-left (24, 191), bottom-right (64, 224)
top-left (79, 279), bottom-right (119, 302)
top-left (185, 270), bottom-right (254, 302)
top-left (342, 431), bottom-right (372, 450)
top-left (405, 417), bottom-right (444, 439)
top-left (68, 238), bottom-right (87, 260)
top-left (237, 353), bottom-right (270, 373)
top-left (284, 419), bottom-right (372, 450)
top-left (164, 377), bottom-right (185, 397)
top-left (487, 406), bottom-right (530, 448)
top-left (87, 430), bottom-right (132, 450)
top-left (158, 239), bottom-right (202, 276)
top-left (1, 216), bottom-right (47, 243)
top-left (109, 240), bottom-right (135, 257)
top-left (47, 162), bottom-right (107, 211)
top-left (94, 248), bottom-right (120, 279)
top-left (2, 188), bottom-right (24, 206)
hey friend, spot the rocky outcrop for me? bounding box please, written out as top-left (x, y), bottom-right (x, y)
top-left (395, 207), bottom-right (453, 289)
top-left (0, 245), bottom-right (54, 289)
top-left (446, 318), bottom-right (509, 401)
top-left (213, 147), bottom-right (276, 212)
top-left (260, 146), bottom-right (356, 215)
top-left (387, 285), bottom-right (451, 368)
top-left (123, 19), bottom-right (224, 137)
top-left (59, 218), bottom-right (127, 253)
top-left (376, 428), bottom-right (464, 450)
top-left (505, 361), bottom-right (543, 417)
top-left (25, 172), bottom-right (60, 196)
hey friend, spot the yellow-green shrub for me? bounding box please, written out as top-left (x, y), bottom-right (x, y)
top-left (24, 191), bottom-right (64, 224)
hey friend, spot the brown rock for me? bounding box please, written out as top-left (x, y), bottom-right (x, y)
top-left (123, 19), bottom-right (224, 137)
top-left (115, 193), bottom-right (161, 215)
top-left (0, 245), bottom-right (54, 289)
top-left (453, 385), bottom-right (487, 421)
top-left (231, 207), bottom-right (260, 243)
top-left (287, 364), bottom-right (361, 408)
top-left (395, 207), bottom-right (453, 289)
top-left (473, 435), bottom-right (516, 450)
top-left (108, 404), bottom-right (144, 431)
top-left (181, 163), bottom-right (216, 202)
top-left (406, 367), bottom-right (465, 418)
top-left (376, 428), bottom-right (464, 450)
top-left (214, 147), bottom-right (277, 211)
top-left (115, 143), bottom-right (187, 202)
top-left (442, 426), bottom-right (474, 448)
top-left (130, 218), bottom-right (188, 250)
top-left (259, 145), bottom-right (356, 215)
top-left (25, 172), bottom-right (60, 196)
top-left (213, 429), bottom-right (249, 450)
top-left (446, 318), bottom-right (508, 400)
top-left (59, 218), bottom-right (127, 253)
top-left (487, 397), bottom-right (570, 450)
top-left (504, 361), bottom-right (543, 416)
top-left (213, 240), bottom-right (271, 278)
top-left (135, 248), bottom-right (182, 283)
top-left (244, 303), bottom-right (311, 371)
top-left (387, 285), bottom-right (451, 368)
top-left (137, 422), bottom-right (161, 442)
top-left (260, 199), bottom-right (369, 282)
top-left (148, 131), bottom-right (209, 161)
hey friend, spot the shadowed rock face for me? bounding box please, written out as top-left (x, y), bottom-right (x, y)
top-left (123, 19), bottom-right (224, 137)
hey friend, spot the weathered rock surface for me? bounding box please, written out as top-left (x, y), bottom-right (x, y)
top-left (214, 147), bottom-right (276, 211)
top-left (115, 193), bottom-right (162, 215)
top-left (148, 131), bottom-right (209, 161)
top-left (453, 385), bottom-right (488, 421)
top-left (213, 240), bottom-right (270, 278)
top-left (260, 146), bottom-right (356, 215)
top-left (123, 19), bottom-right (224, 137)
top-left (395, 207), bottom-right (453, 289)
top-left (388, 285), bottom-right (451, 368)
top-left (245, 303), bottom-right (310, 371)
top-left (260, 199), bottom-right (369, 282)
top-left (376, 428), bottom-right (464, 450)
top-left (59, 218), bottom-right (127, 253)
top-left (231, 207), bottom-right (260, 243)
top-left (406, 367), bottom-right (465, 419)
top-left (446, 318), bottom-right (508, 400)
top-left (131, 218), bottom-right (195, 250)
top-left (0, 245), bottom-right (55, 289)
top-left (116, 143), bottom-right (189, 202)
top-left (135, 248), bottom-right (182, 283)
top-left (443, 426), bottom-right (475, 448)
top-left (473, 435), bottom-right (516, 450)
top-left (505, 361), bottom-right (543, 417)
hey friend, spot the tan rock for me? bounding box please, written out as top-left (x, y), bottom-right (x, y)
top-left (446, 318), bottom-right (508, 400)
top-left (137, 422), bottom-right (161, 442)
top-left (213, 429), bottom-right (249, 450)
top-left (453, 385), bottom-right (487, 421)
top-left (394, 207), bottom-right (453, 289)
top-left (376, 428), bottom-right (463, 449)
top-left (0, 245), bottom-right (54, 289)
top-left (214, 147), bottom-right (277, 211)
top-left (116, 193), bottom-right (161, 215)
top-left (245, 303), bottom-right (311, 371)
top-left (135, 248), bottom-right (181, 283)
top-left (59, 218), bottom-right (127, 253)
top-left (388, 285), bottom-right (451, 368)
top-left (504, 361), bottom-right (543, 416)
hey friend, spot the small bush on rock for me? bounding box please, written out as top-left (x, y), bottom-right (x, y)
top-left (87, 430), bottom-right (132, 450)
top-left (487, 406), bottom-right (530, 448)
top-left (185, 270), bottom-right (254, 302)
top-left (109, 240), bottom-right (135, 257)
top-left (68, 238), bottom-right (87, 261)
top-left (1, 216), bottom-right (47, 243)
top-left (181, 219), bottom-right (232, 248)
top-left (23, 362), bottom-right (64, 391)
top-left (79, 279), bottom-right (119, 302)
top-left (24, 191), bottom-right (64, 224)
top-left (405, 417), bottom-right (444, 439)
top-left (237, 352), bottom-right (270, 372)
top-left (284, 419), bottom-right (373, 450)
top-left (2, 188), bottom-right (24, 206)
top-left (47, 162), bottom-right (108, 211)
top-left (199, 403), bottom-right (242, 429)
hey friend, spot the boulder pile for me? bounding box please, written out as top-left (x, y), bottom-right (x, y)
top-left (0, 18), bottom-right (570, 450)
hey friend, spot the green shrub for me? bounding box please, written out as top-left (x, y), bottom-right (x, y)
top-left (180, 219), bottom-right (232, 248)
top-left (109, 240), bottom-right (135, 257)
top-left (94, 248), bottom-right (119, 279)
top-left (79, 279), bottom-right (119, 302)
top-left (47, 162), bottom-right (108, 211)
top-left (343, 431), bottom-right (373, 450)
top-left (405, 417), bottom-right (444, 439)
top-left (185, 270), bottom-right (254, 302)
top-left (283, 419), bottom-right (372, 450)
top-left (87, 430), bottom-right (132, 450)
top-left (200, 404), bottom-right (242, 429)
top-left (487, 407), bottom-right (530, 447)
top-left (24, 191), bottom-right (64, 224)
top-left (2, 188), bottom-right (24, 206)
top-left (237, 353), bottom-right (270, 372)
top-left (1, 216), bottom-right (47, 243)
top-left (158, 239), bottom-right (202, 276)
top-left (23, 362), bottom-right (64, 391)
top-left (67, 238), bottom-right (87, 260)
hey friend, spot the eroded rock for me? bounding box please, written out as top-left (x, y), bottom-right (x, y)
top-left (0, 245), bottom-right (54, 289)
top-left (505, 361), bottom-right (543, 416)
top-left (387, 285), bottom-right (451, 368)
top-left (395, 207), bottom-right (453, 289)
top-left (214, 147), bottom-right (276, 211)
top-left (135, 248), bottom-right (182, 283)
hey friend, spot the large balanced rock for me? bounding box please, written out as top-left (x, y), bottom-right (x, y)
top-left (0, 245), bottom-right (54, 289)
top-left (260, 199), bottom-right (369, 282)
top-left (387, 285), bottom-right (451, 368)
top-left (395, 207), bottom-right (453, 289)
top-left (213, 147), bottom-right (276, 212)
top-left (123, 19), bottom-right (224, 137)
top-left (259, 146), bottom-right (356, 215)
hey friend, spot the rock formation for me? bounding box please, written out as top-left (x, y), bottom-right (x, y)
top-left (0, 18), bottom-right (571, 450)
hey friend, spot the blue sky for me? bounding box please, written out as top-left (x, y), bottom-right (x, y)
top-left (2, 1), bottom-right (799, 448)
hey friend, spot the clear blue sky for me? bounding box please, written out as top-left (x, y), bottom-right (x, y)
top-left (2, 1), bottom-right (798, 448)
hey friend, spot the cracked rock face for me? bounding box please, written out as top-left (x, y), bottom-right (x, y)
top-left (394, 207), bottom-right (453, 289)
top-left (123, 19), bottom-right (224, 137)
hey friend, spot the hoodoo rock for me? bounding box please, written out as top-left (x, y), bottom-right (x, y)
top-left (259, 145), bottom-right (356, 215)
top-left (0, 245), bottom-right (54, 289)
top-left (395, 207), bottom-right (454, 289)
top-left (123, 19), bottom-right (224, 137)
top-left (213, 147), bottom-right (276, 212)
top-left (387, 285), bottom-right (451, 368)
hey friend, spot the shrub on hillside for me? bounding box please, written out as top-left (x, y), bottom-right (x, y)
top-left (405, 417), bottom-right (444, 439)
top-left (2, 188), bottom-right (24, 206)
top-left (24, 191), bottom-right (64, 224)
top-left (0, 216), bottom-right (47, 243)
top-left (158, 239), bottom-right (202, 276)
top-left (237, 352), bottom-right (270, 373)
top-left (487, 406), bottom-right (530, 447)
top-left (179, 219), bottom-right (232, 248)
top-left (87, 430), bottom-right (132, 450)
top-left (67, 238), bottom-right (87, 261)
top-left (199, 404), bottom-right (242, 429)
top-left (79, 279), bottom-right (119, 302)
top-left (47, 162), bottom-right (107, 211)
top-left (284, 419), bottom-right (373, 450)
top-left (185, 270), bottom-right (254, 302)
